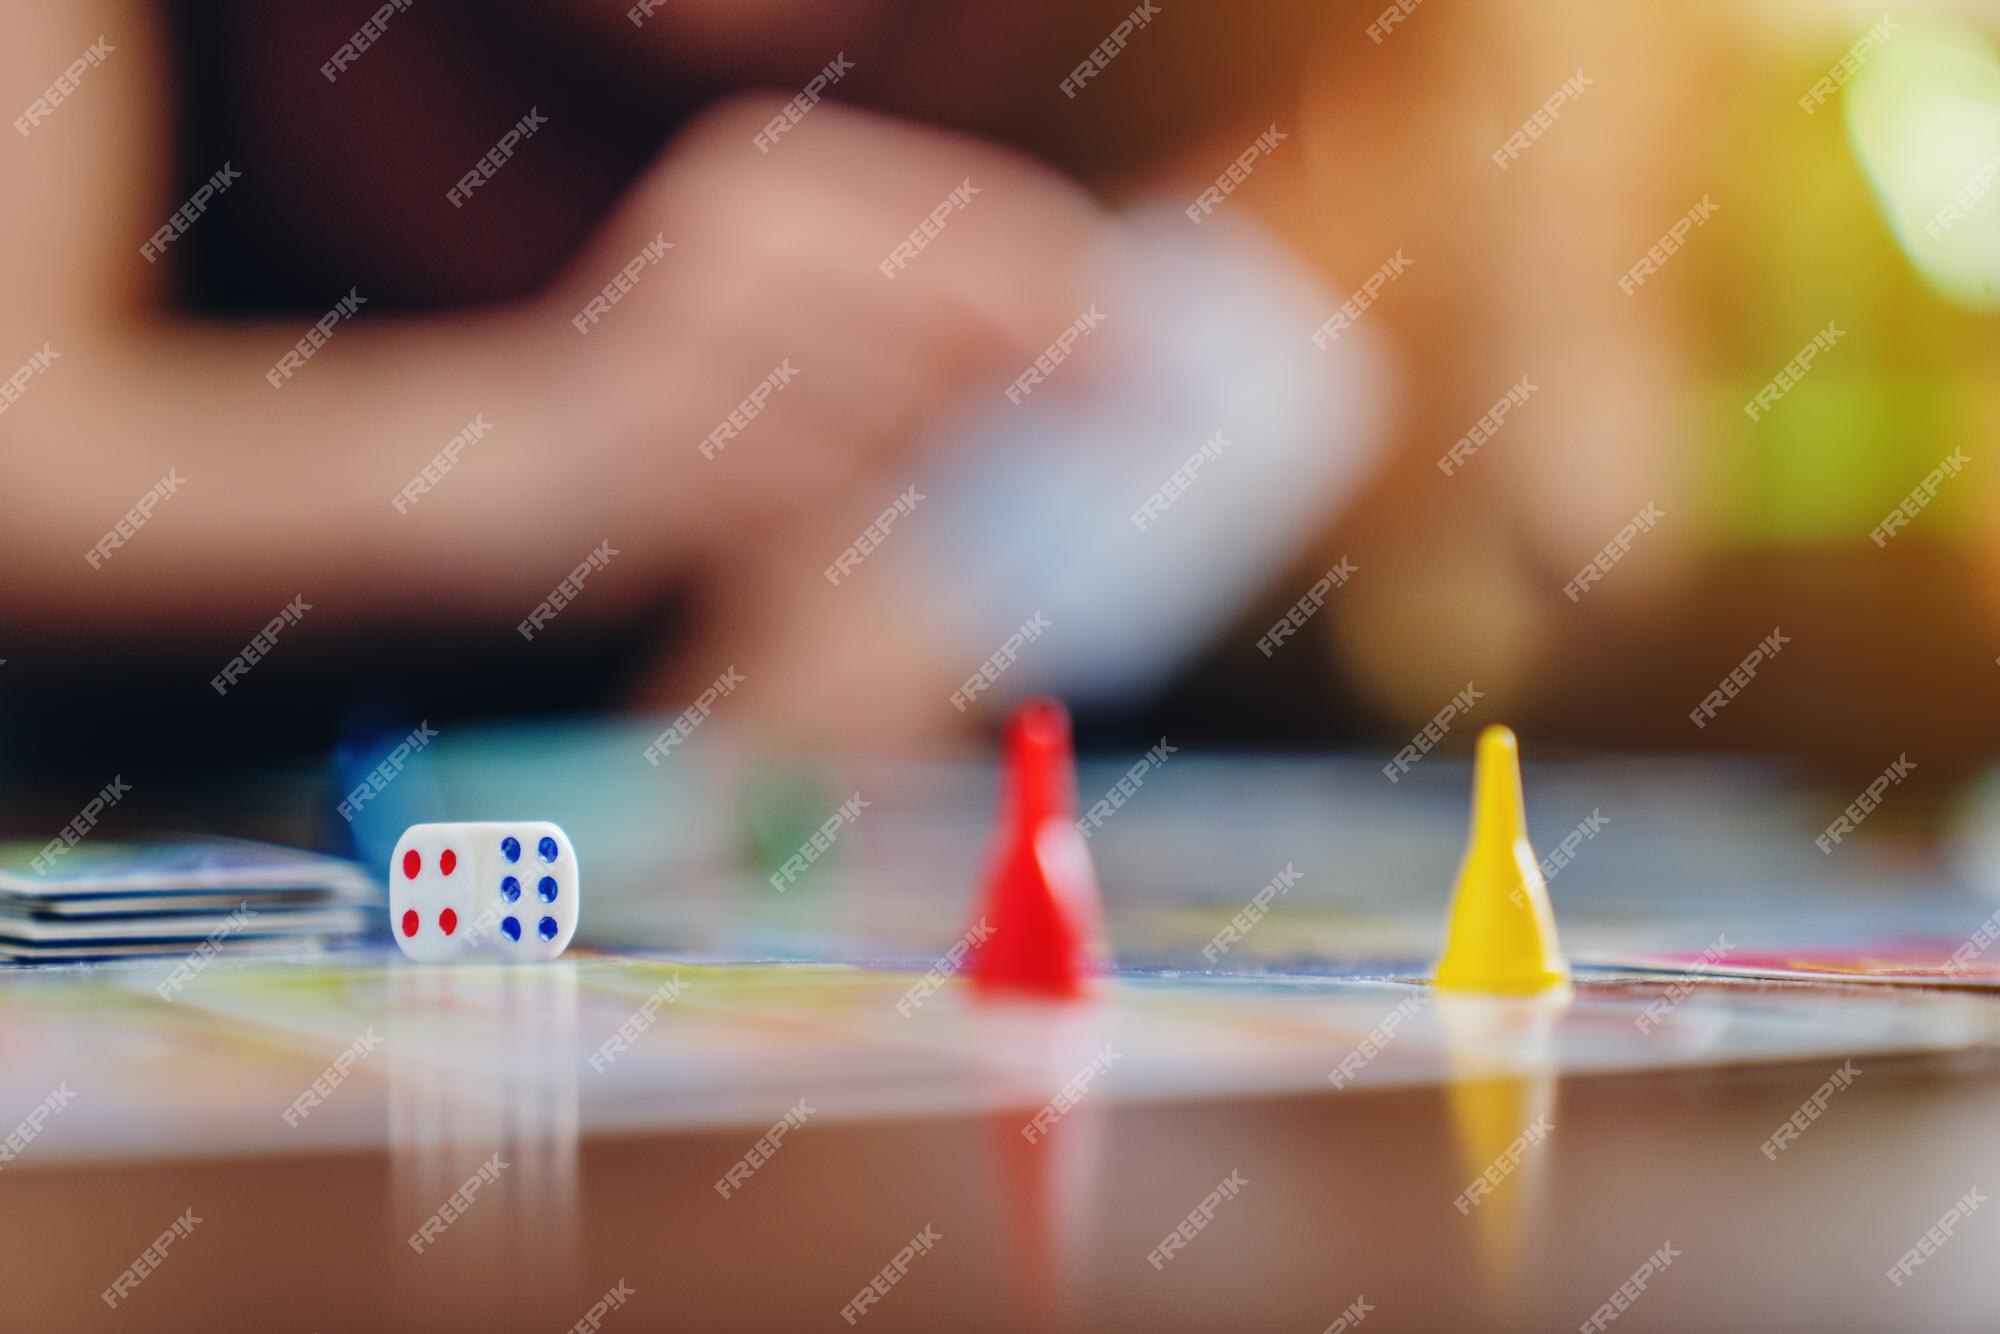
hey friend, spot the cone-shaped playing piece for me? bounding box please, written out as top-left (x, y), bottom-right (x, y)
top-left (1433, 725), bottom-right (1571, 995)
top-left (970, 698), bottom-right (1107, 998)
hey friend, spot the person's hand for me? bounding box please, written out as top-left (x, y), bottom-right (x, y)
top-left (542, 92), bottom-right (1111, 565)
top-left (577, 93), bottom-right (1115, 742)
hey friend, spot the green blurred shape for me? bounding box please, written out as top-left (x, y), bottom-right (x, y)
top-left (742, 762), bottom-right (839, 891)
top-left (1703, 376), bottom-right (1977, 546)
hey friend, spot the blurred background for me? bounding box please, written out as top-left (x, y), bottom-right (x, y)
top-left (3, 0), bottom-right (1999, 849)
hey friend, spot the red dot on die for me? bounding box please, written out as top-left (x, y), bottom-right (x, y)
top-left (439, 908), bottom-right (458, 935)
top-left (401, 909), bottom-right (419, 937)
top-left (403, 849), bottom-right (421, 879)
top-left (440, 849), bottom-right (457, 875)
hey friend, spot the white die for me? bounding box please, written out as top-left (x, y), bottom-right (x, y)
top-left (390, 822), bottom-right (579, 962)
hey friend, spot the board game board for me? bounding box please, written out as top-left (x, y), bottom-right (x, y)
top-left (9, 723), bottom-right (2000, 1331)
top-left (5, 943), bottom-right (1999, 1331)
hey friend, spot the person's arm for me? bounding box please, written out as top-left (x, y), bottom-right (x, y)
top-left (2, 2), bottom-right (1106, 640)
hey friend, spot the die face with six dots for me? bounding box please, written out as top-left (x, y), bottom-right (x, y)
top-left (390, 822), bottom-right (579, 962)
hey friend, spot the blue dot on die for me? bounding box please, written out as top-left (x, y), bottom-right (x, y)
top-left (501, 837), bottom-right (521, 863)
top-left (538, 836), bottom-right (559, 863)
top-left (501, 916), bottom-right (521, 942)
top-left (538, 916), bottom-right (558, 941)
top-left (501, 876), bottom-right (521, 903)
top-left (538, 876), bottom-right (558, 902)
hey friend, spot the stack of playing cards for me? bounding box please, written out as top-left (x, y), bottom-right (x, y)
top-left (0, 838), bottom-right (377, 962)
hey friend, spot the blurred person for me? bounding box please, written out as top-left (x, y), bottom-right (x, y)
top-left (2, 3), bottom-right (1104, 637)
top-left (1, 0), bottom-right (1386, 794)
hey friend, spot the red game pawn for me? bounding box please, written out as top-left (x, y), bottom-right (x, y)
top-left (970, 698), bottom-right (1107, 998)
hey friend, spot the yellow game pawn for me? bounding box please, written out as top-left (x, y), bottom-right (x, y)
top-left (1434, 725), bottom-right (1571, 995)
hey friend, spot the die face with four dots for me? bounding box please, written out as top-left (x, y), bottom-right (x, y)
top-left (390, 822), bottom-right (579, 962)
